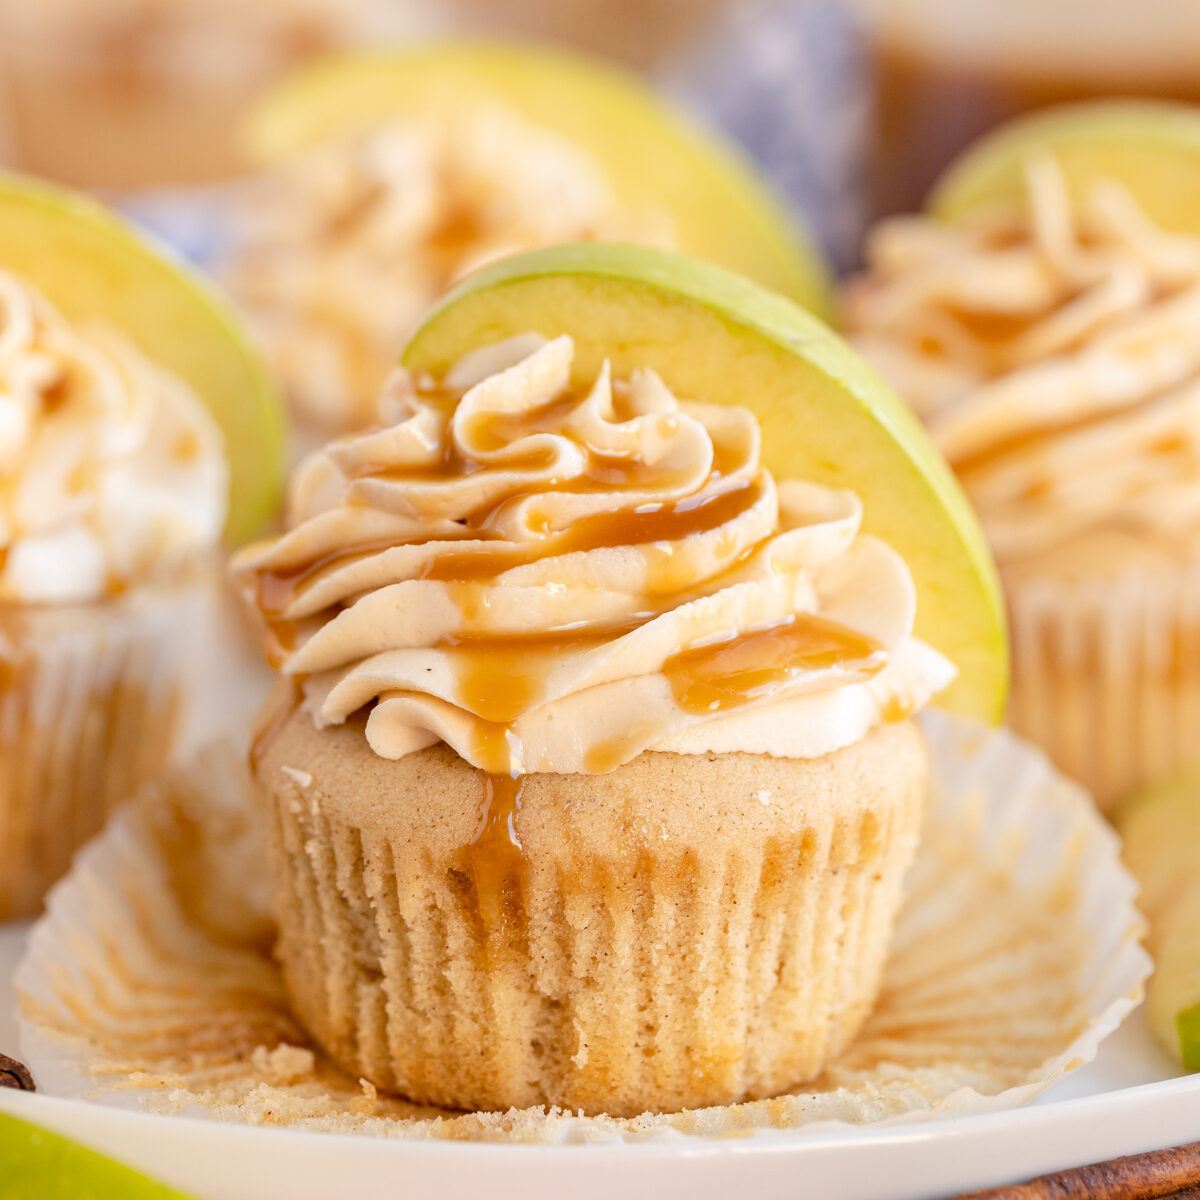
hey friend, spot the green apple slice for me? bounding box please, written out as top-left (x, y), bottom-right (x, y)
top-left (928, 99), bottom-right (1200, 235)
top-left (402, 243), bottom-right (1007, 723)
top-left (242, 40), bottom-right (831, 320)
top-left (1118, 769), bottom-right (1200, 922)
top-left (1117, 770), bottom-right (1200, 1069)
top-left (1155, 897), bottom-right (1200, 1071)
top-left (0, 171), bottom-right (285, 544)
top-left (0, 1112), bottom-right (193, 1199)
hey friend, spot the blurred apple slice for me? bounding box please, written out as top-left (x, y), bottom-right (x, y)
top-left (928, 99), bottom-right (1200, 236)
top-left (0, 1112), bottom-right (193, 1199)
top-left (1117, 769), bottom-right (1200, 1069)
top-left (242, 40), bottom-right (831, 320)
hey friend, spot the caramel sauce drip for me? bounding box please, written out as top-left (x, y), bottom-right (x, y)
top-left (249, 680), bottom-right (304, 775)
top-left (882, 695), bottom-right (913, 724)
top-left (442, 617), bottom-right (650, 725)
top-left (461, 771), bottom-right (527, 933)
top-left (256, 481), bottom-right (760, 618)
top-left (945, 304), bottom-right (1045, 348)
top-left (663, 614), bottom-right (887, 716)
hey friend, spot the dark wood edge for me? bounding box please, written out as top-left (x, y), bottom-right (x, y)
top-left (949, 1141), bottom-right (1200, 1199)
top-left (0, 1052), bottom-right (34, 1091)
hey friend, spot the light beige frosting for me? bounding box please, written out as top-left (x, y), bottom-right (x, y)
top-left (234, 334), bottom-right (953, 774)
top-left (0, 270), bottom-right (228, 604)
top-left (223, 103), bottom-right (674, 439)
top-left (846, 158), bottom-right (1200, 572)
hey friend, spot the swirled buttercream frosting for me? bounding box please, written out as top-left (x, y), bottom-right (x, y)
top-left (846, 158), bottom-right (1200, 569)
top-left (0, 270), bottom-right (227, 604)
top-left (234, 334), bottom-right (954, 774)
top-left (224, 103), bottom-right (674, 437)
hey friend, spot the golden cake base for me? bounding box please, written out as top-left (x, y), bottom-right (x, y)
top-left (253, 700), bottom-right (927, 1116)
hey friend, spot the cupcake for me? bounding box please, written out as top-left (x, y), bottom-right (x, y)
top-left (233, 244), bottom-right (1001, 1116)
top-left (0, 173), bottom-right (284, 918)
top-left (844, 105), bottom-right (1200, 809)
top-left (222, 42), bottom-right (830, 452)
top-left (0, 0), bottom-right (428, 190)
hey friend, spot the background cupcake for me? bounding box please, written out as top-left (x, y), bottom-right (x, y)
top-left (221, 42), bottom-right (829, 452)
top-left (0, 173), bottom-right (283, 917)
top-left (844, 102), bottom-right (1200, 808)
top-left (0, 0), bottom-right (432, 190)
top-left (233, 245), bottom-right (1004, 1116)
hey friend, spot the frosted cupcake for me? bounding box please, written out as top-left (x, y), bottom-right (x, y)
top-left (845, 154), bottom-right (1200, 808)
top-left (0, 170), bottom-right (284, 919)
top-left (234, 328), bottom-right (956, 1116)
top-left (0, 269), bottom-right (227, 917)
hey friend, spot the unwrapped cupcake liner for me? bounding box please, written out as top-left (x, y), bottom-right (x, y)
top-left (0, 574), bottom-right (212, 919)
top-left (1006, 561), bottom-right (1200, 811)
top-left (266, 729), bottom-right (924, 1116)
top-left (15, 712), bottom-right (1150, 1142)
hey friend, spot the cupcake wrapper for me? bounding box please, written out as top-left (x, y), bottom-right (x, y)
top-left (270, 756), bottom-right (922, 1116)
top-left (14, 713), bottom-right (1150, 1140)
top-left (1006, 563), bottom-right (1200, 810)
top-left (0, 579), bottom-right (209, 918)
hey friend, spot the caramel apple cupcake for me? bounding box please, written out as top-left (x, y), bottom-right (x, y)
top-left (844, 102), bottom-right (1200, 809)
top-left (222, 42), bottom-right (830, 451)
top-left (0, 0), bottom-right (424, 190)
top-left (234, 246), bottom-right (1004, 1116)
top-left (0, 174), bottom-right (283, 918)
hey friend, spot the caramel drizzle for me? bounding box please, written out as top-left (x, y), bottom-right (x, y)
top-left (662, 614), bottom-right (886, 716)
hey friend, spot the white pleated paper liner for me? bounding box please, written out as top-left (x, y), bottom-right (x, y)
top-left (15, 711), bottom-right (1151, 1144)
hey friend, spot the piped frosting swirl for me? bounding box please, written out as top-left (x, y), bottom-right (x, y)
top-left (846, 158), bottom-right (1200, 570)
top-left (234, 334), bottom-right (953, 774)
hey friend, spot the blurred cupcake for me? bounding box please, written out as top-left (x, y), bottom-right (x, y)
top-left (0, 270), bottom-right (226, 917)
top-left (224, 103), bottom-right (673, 448)
top-left (845, 153), bottom-right (1200, 808)
top-left (233, 315), bottom-right (957, 1115)
top-left (0, 172), bottom-right (284, 918)
top-left (0, 0), bottom-right (430, 190)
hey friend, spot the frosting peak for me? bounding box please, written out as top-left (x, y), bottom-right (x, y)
top-left (846, 158), bottom-right (1200, 569)
top-left (0, 270), bottom-right (227, 604)
top-left (235, 335), bottom-right (953, 773)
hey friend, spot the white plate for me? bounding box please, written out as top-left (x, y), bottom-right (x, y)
top-left (2, 922), bottom-right (1198, 1200)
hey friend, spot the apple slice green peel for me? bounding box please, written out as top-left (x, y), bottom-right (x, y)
top-left (0, 1112), bottom-right (193, 1199)
top-left (242, 40), bottom-right (831, 321)
top-left (929, 99), bottom-right (1200, 236)
top-left (402, 243), bottom-right (1008, 724)
top-left (1117, 770), bottom-right (1200, 1070)
top-left (0, 172), bottom-right (285, 545)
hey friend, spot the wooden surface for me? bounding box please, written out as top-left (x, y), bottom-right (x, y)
top-left (952, 1141), bottom-right (1200, 1199)
top-left (0, 1053), bottom-right (33, 1091)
